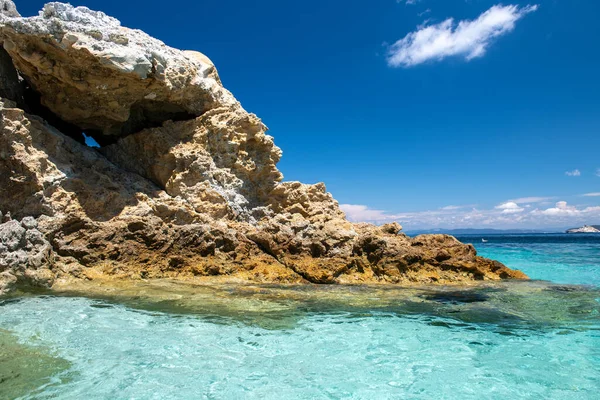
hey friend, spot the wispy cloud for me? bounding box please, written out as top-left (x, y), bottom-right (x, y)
top-left (404, 0), bottom-right (421, 5)
top-left (387, 4), bottom-right (538, 67)
top-left (340, 204), bottom-right (403, 223)
top-left (583, 193), bottom-right (600, 197)
top-left (509, 196), bottom-right (554, 204)
top-left (596, 168), bottom-right (600, 177)
top-left (565, 169), bottom-right (581, 177)
top-left (440, 205), bottom-right (464, 210)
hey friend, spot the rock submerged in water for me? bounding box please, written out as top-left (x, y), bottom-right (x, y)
top-left (0, 1), bottom-right (527, 294)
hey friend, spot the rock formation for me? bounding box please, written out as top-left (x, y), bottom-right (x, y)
top-left (0, 2), bottom-right (527, 294)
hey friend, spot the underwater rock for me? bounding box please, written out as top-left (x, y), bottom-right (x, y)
top-left (0, 329), bottom-right (71, 398)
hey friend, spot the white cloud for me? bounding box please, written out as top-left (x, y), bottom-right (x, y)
top-left (583, 193), bottom-right (600, 197)
top-left (495, 201), bottom-right (524, 214)
top-left (387, 4), bottom-right (538, 67)
top-left (404, 0), bottom-right (421, 5)
top-left (565, 169), bottom-right (581, 177)
top-left (596, 168), bottom-right (600, 177)
top-left (536, 201), bottom-right (579, 216)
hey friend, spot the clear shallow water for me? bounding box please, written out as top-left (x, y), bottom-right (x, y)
top-left (1, 295), bottom-right (599, 400)
top-left (1, 234), bottom-right (599, 399)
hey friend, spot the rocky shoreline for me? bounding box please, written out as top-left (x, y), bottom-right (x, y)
top-left (0, 1), bottom-right (526, 295)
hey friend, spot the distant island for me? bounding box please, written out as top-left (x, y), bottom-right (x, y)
top-left (405, 228), bottom-right (563, 235)
top-left (566, 225), bottom-right (600, 233)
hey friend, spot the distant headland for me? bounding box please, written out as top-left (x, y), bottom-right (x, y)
top-left (566, 225), bottom-right (600, 234)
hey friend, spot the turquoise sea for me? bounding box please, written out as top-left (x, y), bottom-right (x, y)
top-left (1, 234), bottom-right (599, 399)
top-left (459, 234), bottom-right (600, 287)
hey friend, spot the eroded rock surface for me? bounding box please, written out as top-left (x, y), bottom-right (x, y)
top-left (0, 1), bottom-right (527, 293)
top-left (0, 214), bottom-right (53, 294)
top-left (101, 108), bottom-right (283, 221)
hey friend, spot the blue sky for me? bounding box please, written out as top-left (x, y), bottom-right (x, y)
top-left (21, 0), bottom-right (600, 229)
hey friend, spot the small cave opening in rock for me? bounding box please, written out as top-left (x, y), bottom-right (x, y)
top-left (19, 84), bottom-right (199, 148)
top-left (21, 86), bottom-right (199, 147)
top-left (22, 83), bottom-right (87, 145)
top-left (21, 84), bottom-right (124, 148)
top-left (20, 84), bottom-right (126, 148)
top-left (12, 57), bottom-right (200, 148)
top-left (115, 100), bottom-right (198, 136)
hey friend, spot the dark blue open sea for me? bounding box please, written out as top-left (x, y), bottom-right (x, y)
top-left (1, 234), bottom-right (599, 399)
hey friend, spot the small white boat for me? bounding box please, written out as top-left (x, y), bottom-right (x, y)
top-left (482, 239), bottom-right (488, 243)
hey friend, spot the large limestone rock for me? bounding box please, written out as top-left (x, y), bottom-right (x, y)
top-left (0, 2), bottom-right (527, 293)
